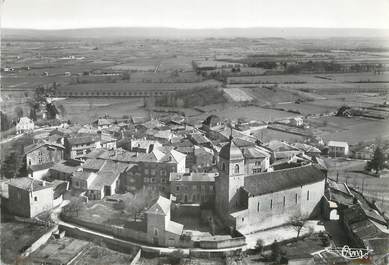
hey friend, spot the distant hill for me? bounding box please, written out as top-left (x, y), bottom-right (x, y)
top-left (3, 27), bottom-right (389, 40)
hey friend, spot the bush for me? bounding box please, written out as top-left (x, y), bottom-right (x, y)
top-left (169, 250), bottom-right (184, 265)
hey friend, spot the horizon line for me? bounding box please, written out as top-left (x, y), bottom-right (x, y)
top-left (4, 26), bottom-right (389, 31)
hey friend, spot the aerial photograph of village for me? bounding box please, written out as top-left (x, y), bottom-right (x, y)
top-left (0, 0), bottom-right (389, 264)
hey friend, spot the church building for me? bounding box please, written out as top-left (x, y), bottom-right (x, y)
top-left (215, 138), bottom-right (326, 234)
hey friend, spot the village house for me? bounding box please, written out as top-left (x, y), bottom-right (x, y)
top-left (169, 172), bottom-right (217, 204)
top-left (25, 142), bottom-right (65, 167)
top-left (264, 140), bottom-right (303, 161)
top-left (193, 145), bottom-right (216, 172)
top-left (129, 138), bottom-right (162, 153)
top-left (202, 115), bottom-right (223, 131)
top-left (214, 138), bottom-right (326, 233)
top-left (16, 117), bottom-right (34, 134)
top-left (100, 133), bottom-right (117, 150)
top-left (327, 141), bottom-right (349, 157)
top-left (85, 147), bottom-right (186, 194)
top-left (145, 196), bottom-right (184, 247)
top-left (49, 160), bottom-right (82, 182)
top-left (94, 118), bottom-right (114, 130)
top-left (235, 120), bottom-right (267, 136)
top-left (6, 178), bottom-right (59, 218)
top-left (293, 143), bottom-right (322, 158)
top-left (352, 145), bottom-right (375, 160)
top-left (290, 117), bottom-right (304, 127)
top-left (66, 135), bottom-right (101, 160)
top-left (72, 160), bottom-right (128, 200)
top-left (24, 142), bottom-right (65, 179)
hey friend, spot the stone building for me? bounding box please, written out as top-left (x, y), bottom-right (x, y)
top-left (215, 138), bottom-right (326, 233)
top-left (145, 196), bottom-right (184, 247)
top-left (6, 178), bottom-right (55, 218)
top-left (65, 135), bottom-right (100, 160)
top-left (327, 141), bottom-right (349, 157)
top-left (169, 172), bottom-right (216, 204)
top-left (25, 142), bottom-right (65, 167)
top-left (86, 147), bottom-right (186, 194)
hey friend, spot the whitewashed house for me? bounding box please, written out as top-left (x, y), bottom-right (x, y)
top-left (16, 117), bottom-right (34, 134)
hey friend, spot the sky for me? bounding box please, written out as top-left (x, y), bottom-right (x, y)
top-left (1, 0), bottom-right (389, 30)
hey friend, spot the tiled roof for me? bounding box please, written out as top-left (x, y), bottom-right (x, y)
top-left (73, 171), bottom-right (96, 181)
top-left (265, 140), bottom-right (300, 152)
top-left (24, 142), bottom-right (65, 154)
top-left (242, 146), bottom-right (270, 159)
top-left (8, 177), bottom-right (52, 192)
top-left (82, 159), bottom-right (106, 171)
top-left (169, 172), bottom-right (216, 182)
top-left (293, 143), bottom-right (321, 153)
top-left (328, 141), bottom-right (349, 148)
top-left (166, 221), bottom-right (184, 235)
top-left (145, 196), bottom-right (171, 216)
top-left (30, 162), bottom-right (56, 172)
top-left (190, 133), bottom-right (210, 144)
top-left (244, 165), bottom-right (325, 196)
top-left (68, 135), bottom-right (97, 146)
top-left (50, 161), bottom-right (80, 174)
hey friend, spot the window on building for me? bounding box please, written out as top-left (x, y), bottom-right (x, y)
top-left (144, 169), bottom-right (149, 175)
top-left (34, 196), bottom-right (38, 201)
top-left (192, 185), bottom-right (197, 191)
top-left (270, 199), bottom-right (273, 209)
top-left (295, 194), bottom-right (298, 204)
top-left (222, 162), bottom-right (226, 171)
top-left (154, 228), bottom-right (158, 236)
top-left (242, 217), bottom-right (244, 222)
top-left (234, 164), bottom-right (239, 174)
top-left (307, 190), bottom-right (310, 201)
top-left (176, 186), bottom-right (180, 191)
top-left (257, 202), bottom-right (260, 212)
top-left (151, 169), bottom-right (156, 175)
top-left (283, 196), bottom-right (286, 207)
top-left (209, 186), bottom-right (214, 191)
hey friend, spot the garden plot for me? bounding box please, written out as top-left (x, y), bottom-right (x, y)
top-left (224, 88), bottom-right (254, 102)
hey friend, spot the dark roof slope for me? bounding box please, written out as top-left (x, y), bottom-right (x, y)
top-left (219, 141), bottom-right (244, 161)
top-left (244, 165), bottom-right (325, 196)
top-left (202, 115), bottom-right (221, 127)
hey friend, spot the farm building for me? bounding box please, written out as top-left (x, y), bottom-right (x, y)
top-left (16, 117), bottom-right (34, 134)
top-left (328, 141), bottom-right (349, 157)
top-left (53, 80), bottom-right (220, 98)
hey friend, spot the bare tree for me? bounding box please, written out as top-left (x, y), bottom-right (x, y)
top-left (126, 188), bottom-right (159, 221)
top-left (62, 198), bottom-right (85, 217)
top-left (289, 213), bottom-right (310, 240)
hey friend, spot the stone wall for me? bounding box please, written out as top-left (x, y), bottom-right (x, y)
top-left (62, 216), bottom-right (148, 243)
top-left (21, 225), bottom-right (58, 257)
top-left (236, 179), bottom-right (325, 232)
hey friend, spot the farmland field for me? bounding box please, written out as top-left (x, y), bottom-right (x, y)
top-left (308, 116), bottom-right (389, 144)
top-left (57, 97), bottom-right (147, 124)
top-left (224, 88), bottom-right (253, 102)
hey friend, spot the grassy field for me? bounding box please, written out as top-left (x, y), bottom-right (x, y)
top-left (0, 220), bottom-right (49, 264)
top-left (30, 236), bottom-right (136, 265)
top-left (57, 97), bottom-right (147, 124)
top-left (197, 105), bottom-right (299, 122)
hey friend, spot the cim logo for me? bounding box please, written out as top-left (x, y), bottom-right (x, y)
top-left (325, 245), bottom-right (374, 260)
